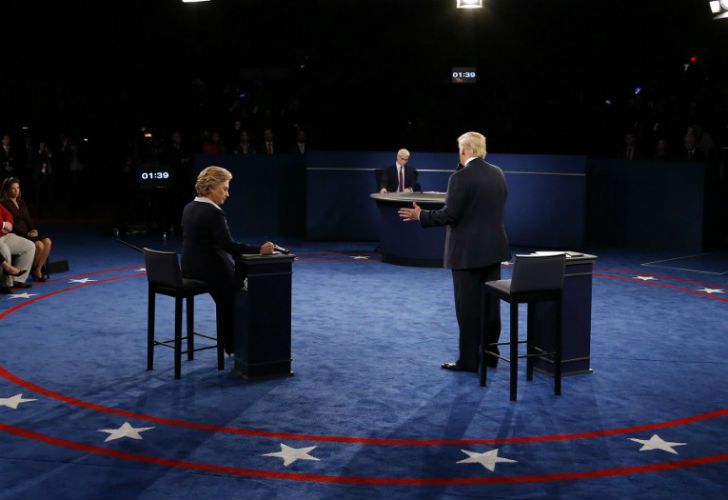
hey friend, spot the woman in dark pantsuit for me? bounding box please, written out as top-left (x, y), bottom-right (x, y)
top-left (181, 166), bottom-right (274, 354)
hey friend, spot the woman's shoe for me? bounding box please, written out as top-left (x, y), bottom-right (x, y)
top-left (2, 266), bottom-right (27, 278)
top-left (31, 274), bottom-right (47, 282)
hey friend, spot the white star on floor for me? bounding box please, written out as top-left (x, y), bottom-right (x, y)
top-left (0, 393), bottom-right (37, 410)
top-left (634, 276), bottom-right (657, 281)
top-left (98, 422), bottom-right (154, 442)
top-left (629, 434), bottom-right (687, 454)
top-left (261, 443), bottom-right (321, 467)
top-left (501, 261), bottom-right (512, 266)
top-left (698, 287), bottom-right (725, 294)
top-left (8, 293), bottom-right (37, 300)
top-left (456, 448), bottom-right (517, 472)
top-left (136, 267), bottom-right (146, 272)
top-left (69, 278), bottom-right (97, 284)
top-left (350, 255), bottom-right (370, 260)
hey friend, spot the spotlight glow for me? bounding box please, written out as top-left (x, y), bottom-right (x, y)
top-left (182, 0), bottom-right (210, 3)
top-left (709, 0), bottom-right (728, 19)
top-left (457, 0), bottom-right (483, 9)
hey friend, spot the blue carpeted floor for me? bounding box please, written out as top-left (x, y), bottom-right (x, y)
top-left (1, 227), bottom-right (727, 499)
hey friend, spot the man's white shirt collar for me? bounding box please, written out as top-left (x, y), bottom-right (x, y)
top-left (464, 156), bottom-right (478, 167)
top-left (194, 196), bottom-right (222, 211)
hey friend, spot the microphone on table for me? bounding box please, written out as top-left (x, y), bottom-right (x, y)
top-left (273, 244), bottom-right (291, 255)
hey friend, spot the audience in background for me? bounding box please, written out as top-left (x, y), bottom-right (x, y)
top-left (652, 138), bottom-right (670, 160)
top-left (0, 200), bottom-right (35, 293)
top-left (261, 128), bottom-right (276, 155)
top-left (0, 177), bottom-right (52, 282)
top-left (233, 130), bottom-right (255, 155)
top-left (680, 132), bottom-right (706, 162)
top-left (623, 133), bottom-right (641, 160)
top-left (1, 135), bottom-right (19, 175)
top-left (201, 131), bottom-right (225, 155)
top-left (32, 141), bottom-right (55, 213)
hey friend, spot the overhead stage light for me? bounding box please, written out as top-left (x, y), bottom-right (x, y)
top-left (709, 0), bottom-right (728, 19)
top-left (182, 0), bottom-right (210, 3)
top-left (457, 0), bottom-right (483, 9)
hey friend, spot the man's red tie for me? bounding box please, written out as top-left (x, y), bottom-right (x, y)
top-left (399, 167), bottom-right (404, 192)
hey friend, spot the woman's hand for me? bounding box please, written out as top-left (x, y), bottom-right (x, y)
top-left (260, 241), bottom-right (275, 255)
top-left (28, 229), bottom-right (38, 238)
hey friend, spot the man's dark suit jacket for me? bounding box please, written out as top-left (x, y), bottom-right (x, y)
top-left (0, 147), bottom-right (18, 174)
top-left (419, 158), bottom-right (510, 270)
top-left (181, 200), bottom-right (258, 291)
top-left (380, 164), bottom-right (420, 192)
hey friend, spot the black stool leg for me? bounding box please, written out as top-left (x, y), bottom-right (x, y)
top-left (510, 301), bottom-right (518, 401)
top-left (186, 295), bottom-right (194, 360)
top-left (554, 294), bottom-right (562, 396)
top-left (217, 298), bottom-right (224, 370)
top-left (479, 285), bottom-right (487, 387)
top-left (526, 301), bottom-right (534, 381)
top-left (174, 296), bottom-right (182, 379)
top-left (147, 286), bottom-right (155, 370)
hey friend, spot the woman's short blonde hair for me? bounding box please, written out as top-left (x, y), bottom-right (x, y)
top-left (457, 131), bottom-right (487, 159)
top-left (195, 166), bottom-right (232, 196)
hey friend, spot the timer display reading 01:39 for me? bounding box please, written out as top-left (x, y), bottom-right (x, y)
top-left (451, 67), bottom-right (477, 84)
top-left (140, 171), bottom-right (170, 180)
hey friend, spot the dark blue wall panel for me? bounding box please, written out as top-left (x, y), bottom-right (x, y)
top-left (586, 159), bottom-right (704, 253)
top-left (193, 152), bottom-right (704, 253)
top-left (306, 151), bottom-right (587, 249)
top-left (193, 154), bottom-right (306, 240)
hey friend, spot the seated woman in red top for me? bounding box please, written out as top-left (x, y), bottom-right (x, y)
top-left (1, 177), bottom-right (52, 282)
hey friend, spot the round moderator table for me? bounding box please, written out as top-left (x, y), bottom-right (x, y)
top-left (370, 192), bottom-right (447, 267)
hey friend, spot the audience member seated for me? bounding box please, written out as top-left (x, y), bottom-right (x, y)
top-left (379, 148), bottom-right (420, 193)
top-left (680, 132), bottom-right (706, 162)
top-left (0, 200), bottom-right (35, 292)
top-left (261, 128), bottom-right (277, 155)
top-left (233, 130), bottom-right (255, 155)
top-left (1, 177), bottom-right (52, 282)
top-left (293, 129), bottom-right (307, 155)
top-left (623, 132), bottom-right (642, 160)
top-left (0, 254), bottom-right (25, 282)
top-left (201, 131), bottom-right (225, 155)
top-left (652, 138), bottom-right (670, 160)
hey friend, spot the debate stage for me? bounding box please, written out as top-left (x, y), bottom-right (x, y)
top-left (0, 227), bottom-right (727, 499)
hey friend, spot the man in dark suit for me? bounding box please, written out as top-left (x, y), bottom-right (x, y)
top-left (379, 148), bottom-right (421, 193)
top-left (0, 135), bottom-right (19, 175)
top-left (399, 132), bottom-right (510, 372)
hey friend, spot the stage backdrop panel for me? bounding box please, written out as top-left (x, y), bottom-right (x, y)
top-left (306, 151), bottom-right (587, 249)
top-left (586, 159), bottom-right (704, 253)
top-left (192, 154), bottom-right (306, 240)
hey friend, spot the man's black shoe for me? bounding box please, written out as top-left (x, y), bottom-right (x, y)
top-left (12, 282), bottom-right (32, 289)
top-left (441, 361), bottom-right (477, 372)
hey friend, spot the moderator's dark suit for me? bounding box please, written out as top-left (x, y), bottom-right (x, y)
top-left (181, 200), bottom-right (259, 353)
top-left (380, 164), bottom-right (421, 192)
top-left (419, 158), bottom-right (510, 370)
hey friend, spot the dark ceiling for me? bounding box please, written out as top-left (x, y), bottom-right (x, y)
top-left (1, 0), bottom-right (725, 152)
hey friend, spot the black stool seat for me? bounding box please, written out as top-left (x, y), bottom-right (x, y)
top-left (153, 278), bottom-right (209, 297)
top-left (480, 253), bottom-right (566, 401)
top-left (144, 248), bottom-right (223, 379)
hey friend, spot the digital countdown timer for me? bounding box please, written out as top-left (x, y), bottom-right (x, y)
top-left (140, 171), bottom-right (170, 180)
top-left (452, 67), bottom-right (477, 84)
top-left (138, 169), bottom-right (173, 189)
